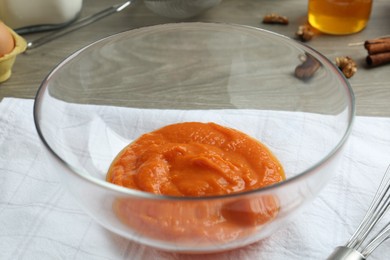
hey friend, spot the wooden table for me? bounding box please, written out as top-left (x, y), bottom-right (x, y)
top-left (1, 0), bottom-right (389, 116)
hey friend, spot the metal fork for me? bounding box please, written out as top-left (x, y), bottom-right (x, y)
top-left (327, 165), bottom-right (390, 259)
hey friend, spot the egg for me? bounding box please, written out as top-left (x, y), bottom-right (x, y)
top-left (0, 21), bottom-right (15, 57)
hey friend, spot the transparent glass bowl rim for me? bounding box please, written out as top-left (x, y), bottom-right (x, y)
top-left (33, 22), bottom-right (356, 201)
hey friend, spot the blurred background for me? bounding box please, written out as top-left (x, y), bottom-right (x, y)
top-left (0, 0), bottom-right (389, 116)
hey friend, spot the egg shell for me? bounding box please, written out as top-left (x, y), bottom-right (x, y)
top-left (0, 22), bottom-right (14, 57)
top-left (0, 24), bottom-right (27, 83)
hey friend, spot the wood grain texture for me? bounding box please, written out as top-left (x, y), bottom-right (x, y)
top-left (0, 0), bottom-right (389, 116)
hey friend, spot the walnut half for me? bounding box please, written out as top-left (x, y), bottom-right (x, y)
top-left (335, 56), bottom-right (357, 78)
top-left (296, 25), bottom-right (315, 42)
top-left (262, 13), bottom-right (289, 25)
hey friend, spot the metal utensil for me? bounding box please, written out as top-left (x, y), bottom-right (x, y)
top-left (328, 165), bottom-right (390, 260)
top-left (26, 1), bottom-right (133, 50)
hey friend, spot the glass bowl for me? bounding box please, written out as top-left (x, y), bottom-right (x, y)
top-left (34, 22), bottom-right (354, 253)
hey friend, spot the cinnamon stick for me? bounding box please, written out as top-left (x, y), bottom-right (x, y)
top-left (366, 52), bottom-right (390, 67)
top-left (364, 37), bottom-right (390, 55)
top-left (294, 53), bottom-right (321, 80)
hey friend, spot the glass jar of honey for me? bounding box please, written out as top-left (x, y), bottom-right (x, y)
top-left (308, 0), bottom-right (373, 35)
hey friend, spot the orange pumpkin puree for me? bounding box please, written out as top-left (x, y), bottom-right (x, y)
top-left (107, 122), bottom-right (284, 195)
top-left (107, 122), bottom-right (285, 246)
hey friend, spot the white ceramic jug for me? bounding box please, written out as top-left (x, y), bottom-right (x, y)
top-left (0, 0), bottom-right (82, 32)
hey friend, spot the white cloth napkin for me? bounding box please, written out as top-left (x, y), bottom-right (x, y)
top-left (1, 97), bottom-right (390, 260)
